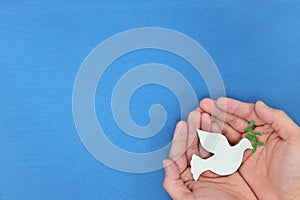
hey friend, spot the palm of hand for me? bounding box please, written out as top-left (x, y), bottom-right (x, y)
top-left (180, 165), bottom-right (257, 200)
top-left (239, 124), bottom-right (300, 199)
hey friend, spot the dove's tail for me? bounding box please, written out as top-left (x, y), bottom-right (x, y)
top-left (190, 154), bottom-right (208, 181)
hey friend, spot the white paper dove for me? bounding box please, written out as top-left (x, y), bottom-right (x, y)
top-left (190, 129), bottom-right (253, 180)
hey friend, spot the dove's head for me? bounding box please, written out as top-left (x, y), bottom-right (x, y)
top-left (240, 138), bottom-right (253, 151)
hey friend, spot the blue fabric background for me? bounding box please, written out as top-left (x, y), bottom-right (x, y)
top-left (1, 1), bottom-right (299, 199)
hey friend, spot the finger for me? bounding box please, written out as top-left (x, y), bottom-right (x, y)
top-left (200, 98), bottom-right (249, 132)
top-left (255, 101), bottom-right (300, 140)
top-left (163, 159), bottom-right (191, 200)
top-left (180, 168), bottom-right (194, 183)
top-left (211, 116), bottom-right (242, 145)
top-left (169, 121), bottom-right (188, 173)
top-left (215, 97), bottom-right (264, 125)
top-left (201, 112), bottom-right (211, 132)
top-left (200, 112), bottom-right (212, 158)
top-left (186, 110), bottom-right (201, 162)
top-left (195, 107), bottom-right (202, 112)
top-left (211, 121), bottom-right (221, 132)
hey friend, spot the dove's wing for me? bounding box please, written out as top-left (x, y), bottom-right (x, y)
top-left (197, 129), bottom-right (231, 154)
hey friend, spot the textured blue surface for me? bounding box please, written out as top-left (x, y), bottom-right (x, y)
top-left (1, 1), bottom-right (300, 199)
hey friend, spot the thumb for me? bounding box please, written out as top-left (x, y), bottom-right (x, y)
top-left (255, 101), bottom-right (299, 140)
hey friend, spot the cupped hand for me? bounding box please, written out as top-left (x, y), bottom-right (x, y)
top-left (163, 110), bottom-right (257, 200)
top-left (199, 97), bottom-right (300, 200)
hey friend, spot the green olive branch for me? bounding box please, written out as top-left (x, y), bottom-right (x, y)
top-left (244, 120), bottom-right (265, 153)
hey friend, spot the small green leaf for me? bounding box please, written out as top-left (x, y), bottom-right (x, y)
top-left (244, 127), bottom-right (252, 132)
top-left (253, 132), bottom-right (262, 136)
top-left (252, 143), bottom-right (256, 153)
top-left (246, 134), bottom-right (254, 140)
top-left (256, 141), bottom-right (265, 146)
top-left (249, 120), bottom-right (255, 128)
